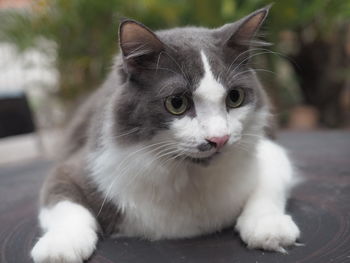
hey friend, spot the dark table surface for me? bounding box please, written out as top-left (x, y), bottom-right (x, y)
top-left (1, 131), bottom-right (350, 263)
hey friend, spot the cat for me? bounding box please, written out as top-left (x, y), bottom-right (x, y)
top-left (31, 6), bottom-right (300, 263)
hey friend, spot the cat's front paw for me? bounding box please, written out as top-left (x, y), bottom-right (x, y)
top-left (31, 228), bottom-right (98, 263)
top-left (236, 214), bottom-right (300, 253)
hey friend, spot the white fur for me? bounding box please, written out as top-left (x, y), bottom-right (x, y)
top-left (90, 138), bottom-right (257, 239)
top-left (236, 140), bottom-right (300, 252)
top-left (196, 51), bottom-right (226, 102)
top-left (90, 136), bottom-right (299, 248)
top-left (193, 51), bottom-right (228, 139)
top-left (31, 201), bottom-right (98, 263)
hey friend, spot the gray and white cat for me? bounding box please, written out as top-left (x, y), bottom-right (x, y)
top-left (31, 6), bottom-right (300, 263)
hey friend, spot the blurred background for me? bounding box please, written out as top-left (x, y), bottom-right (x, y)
top-left (0, 0), bottom-right (349, 164)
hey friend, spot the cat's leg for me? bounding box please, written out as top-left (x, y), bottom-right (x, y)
top-left (31, 164), bottom-right (99, 263)
top-left (235, 139), bottom-right (300, 253)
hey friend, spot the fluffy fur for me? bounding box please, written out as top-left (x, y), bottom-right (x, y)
top-left (31, 201), bottom-right (98, 262)
top-left (31, 6), bottom-right (300, 263)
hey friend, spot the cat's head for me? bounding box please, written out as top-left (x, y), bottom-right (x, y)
top-left (112, 7), bottom-right (271, 164)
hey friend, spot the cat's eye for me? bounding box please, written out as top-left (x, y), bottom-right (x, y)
top-left (226, 88), bottom-right (245, 108)
top-left (165, 95), bottom-right (189, 115)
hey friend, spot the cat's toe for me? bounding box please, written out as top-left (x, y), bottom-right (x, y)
top-left (236, 214), bottom-right (300, 252)
top-left (31, 229), bottom-right (97, 263)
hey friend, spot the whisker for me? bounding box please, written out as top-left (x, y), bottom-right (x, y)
top-left (229, 51), bottom-right (275, 77)
top-left (241, 133), bottom-right (264, 139)
top-left (162, 150), bottom-right (185, 167)
top-left (112, 127), bottom-right (140, 139)
top-left (145, 66), bottom-right (180, 76)
top-left (223, 47), bottom-right (294, 86)
top-left (163, 51), bottom-right (191, 85)
top-left (122, 147), bottom-right (180, 189)
top-left (96, 141), bottom-right (178, 216)
top-left (228, 68), bottom-right (276, 85)
top-left (225, 47), bottom-right (269, 76)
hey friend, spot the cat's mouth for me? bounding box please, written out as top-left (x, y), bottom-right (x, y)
top-left (175, 144), bottom-right (221, 165)
top-left (182, 151), bottom-right (220, 165)
top-left (185, 154), bottom-right (217, 165)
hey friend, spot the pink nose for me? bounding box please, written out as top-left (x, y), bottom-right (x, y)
top-left (206, 135), bottom-right (230, 149)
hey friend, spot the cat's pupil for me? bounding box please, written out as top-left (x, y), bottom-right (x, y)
top-left (229, 90), bottom-right (240, 102)
top-left (171, 97), bottom-right (183, 109)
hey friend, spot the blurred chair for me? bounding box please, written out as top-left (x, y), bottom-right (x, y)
top-left (0, 92), bottom-right (35, 138)
top-left (0, 91), bottom-right (44, 156)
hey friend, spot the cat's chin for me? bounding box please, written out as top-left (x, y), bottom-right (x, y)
top-left (185, 156), bottom-right (213, 166)
top-left (184, 152), bottom-right (220, 166)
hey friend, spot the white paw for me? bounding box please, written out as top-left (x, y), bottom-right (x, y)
top-left (31, 228), bottom-right (98, 263)
top-left (236, 214), bottom-right (300, 253)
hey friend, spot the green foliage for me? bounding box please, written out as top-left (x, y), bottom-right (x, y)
top-left (0, 0), bottom-right (349, 104)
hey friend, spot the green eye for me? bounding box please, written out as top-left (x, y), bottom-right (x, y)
top-left (165, 95), bottom-right (189, 115)
top-left (226, 88), bottom-right (245, 108)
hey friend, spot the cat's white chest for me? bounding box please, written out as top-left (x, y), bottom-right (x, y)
top-left (93, 145), bottom-right (256, 239)
top-left (91, 148), bottom-right (258, 240)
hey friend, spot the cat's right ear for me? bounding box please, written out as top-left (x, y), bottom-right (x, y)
top-left (119, 19), bottom-right (164, 72)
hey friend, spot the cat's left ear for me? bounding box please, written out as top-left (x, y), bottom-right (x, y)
top-left (215, 5), bottom-right (271, 49)
top-left (119, 19), bottom-right (164, 72)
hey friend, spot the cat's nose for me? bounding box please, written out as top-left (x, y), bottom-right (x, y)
top-left (206, 135), bottom-right (230, 149)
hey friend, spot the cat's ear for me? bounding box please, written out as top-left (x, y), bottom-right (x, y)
top-left (216, 6), bottom-right (271, 49)
top-left (119, 19), bottom-right (164, 71)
